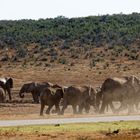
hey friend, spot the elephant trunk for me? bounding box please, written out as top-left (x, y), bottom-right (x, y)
top-left (19, 85), bottom-right (29, 98)
top-left (19, 90), bottom-right (25, 98)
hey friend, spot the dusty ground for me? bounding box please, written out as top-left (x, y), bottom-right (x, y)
top-left (0, 101), bottom-right (140, 120)
top-left (1, 60), bottom-right (140, 88)
top-left (1, 131), bottom-right (140, 140)
top-left (0, 62), bottom-right (140, 120)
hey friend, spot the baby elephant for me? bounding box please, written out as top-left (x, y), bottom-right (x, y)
top-left (40, 87), bottom-right (63, 116)
top-left (0, 88), bottom-right (6, 103)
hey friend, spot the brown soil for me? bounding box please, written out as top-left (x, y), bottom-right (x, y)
top-left (0, 130), bottom-right (140, 140)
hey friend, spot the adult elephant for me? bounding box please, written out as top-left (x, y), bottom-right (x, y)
top-left (0, 88), bottom-right (6, 103)
top-left (87, 87), bottom-right (98, 113)
top-left (60, 85), bottom-right (96, 115)
top-left (0, 77), bottom-right (13, 100)
top-left (19, 82), bottom-right (53, 103)
top-left (40, 87), bottom-right (64, 116)
top-left (99, 76), bottom-right (140, 114)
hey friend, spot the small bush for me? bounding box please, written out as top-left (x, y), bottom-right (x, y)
top-left (58, 58), bottom-right (67, 64)
top-left (17, 47), bottom-right (27, 58)
top-left (89, 59), bottom-right (96, 68)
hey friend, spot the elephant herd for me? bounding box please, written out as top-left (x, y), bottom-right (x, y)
top-left (0, 75), bottom-right (140, 116)
top-left (19, 82), bottom-right (97, 115)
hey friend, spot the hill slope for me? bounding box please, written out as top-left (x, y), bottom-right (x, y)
top-left (0, 13), bottom-right (140, 81)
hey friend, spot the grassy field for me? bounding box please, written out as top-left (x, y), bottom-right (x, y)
top-left (0, 121), bottom-right (140, 140)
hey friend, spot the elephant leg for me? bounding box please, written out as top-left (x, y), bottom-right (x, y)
top-left (40, 102), bottom-right (45, 116)
top-left (106, 103), bottom-right (109, 112)
top-left (91, 101), bottom-right (98, 113)
top-left (93, 105), bottom-right (98, 113)
top-left (78, 104), bottom-right (84, 114)
top-left (84, 103), bottom-right (90, 114)
top-left (72, 105), bottom-right (77, 114)
top-left (116, 101), bottom-right (127, 112)
top-left (2, 93), bottom-right (6, 103)
top-left (99, 94), bottom-right (111, 114)
top-left (134, 97), bottom-right (139, 111)
top-left (128, 105), bottom-right (132, 114)
top-left (99, 101), bottom-right (107, 114)
top-left (96, 100), bottom-right (100, 112)
top-left (128, 102), bottom-right (134, 114)
top-left (60, 100), bottom-right (68, 115)
top-left (4, 89), bottom-right (6, 98)
top-left (135, 102), bottom-right (139, 111)
top-left (46, 104), bottom-right (54, 114)
top-left (109, 102), bottom-right (116, 113)
top-left (32, 92), bottom-right (39, 103)
top-left (55, 104), bottom-right (61, 115)
top-left (31, 92), bottom-right (35, 103)
top-left (6, 87), bottom-right (12, 101)
top-left (1, 90), bottom-right (5, 103)
top-left (95, 101), bottom-right (100, 113)
top-left (34, 95), bottom-right (39, 104)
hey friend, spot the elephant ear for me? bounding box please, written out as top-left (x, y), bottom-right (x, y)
top-left (6, 77), bottom-right (13, 88)
top-left (125, 75), bottom-right (135, 85)
top-left (130, 76), bottom-right (140, 92)
top-left (132, 76), bottom-right (140, 84)
top-left (57, 88), bottom-right (64, 97)
top-left (49, 87), bottom-right (56, 95)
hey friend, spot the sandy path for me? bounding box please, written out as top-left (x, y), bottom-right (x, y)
top-left (0, 115), bottom-right (140, 127)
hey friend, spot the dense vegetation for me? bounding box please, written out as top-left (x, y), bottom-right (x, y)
top-left (0, 13), bottom-right (140, 67)
top-left (0, 13), bottom-right (140, 49)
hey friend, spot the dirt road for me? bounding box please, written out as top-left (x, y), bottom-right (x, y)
top-left (0, 115), bottom-right (139, 127)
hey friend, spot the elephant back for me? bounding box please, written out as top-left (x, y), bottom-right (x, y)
top-left (65, 86), bottom-right (81, 97)
top-left (101, 77), bottom-right (127, 92)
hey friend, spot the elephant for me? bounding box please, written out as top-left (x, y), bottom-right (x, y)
top-left (0, 88), bottom-right (6, 103)
top-left (99, 75), bottom-right (140, 114)
top-left (60, 85), bottom-right (96, 115)
top-left (87, 87), bottom-right (99, 113)
top-left (0, 77), bottom-right (13, 100)
top-left (19, 82), bottom-right (53, 103)
top-left (40, 87), bottom-right (64, 116)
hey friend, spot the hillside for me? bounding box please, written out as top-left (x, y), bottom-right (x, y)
top-left (0, 13), bottom-right (140, 88)
top-left (0, 13), bottom-right (140, 63)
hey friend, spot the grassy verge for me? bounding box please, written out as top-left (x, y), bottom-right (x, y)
top-left (0, 121), bottom-right (140, 133)
top-left (0, 121), bottom-right (140, 140)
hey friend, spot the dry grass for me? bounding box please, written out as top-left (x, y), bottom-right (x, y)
top-left (0, 121), bottom-right (140, 140)
top-left (1, 61), bottom-right (140, 89)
